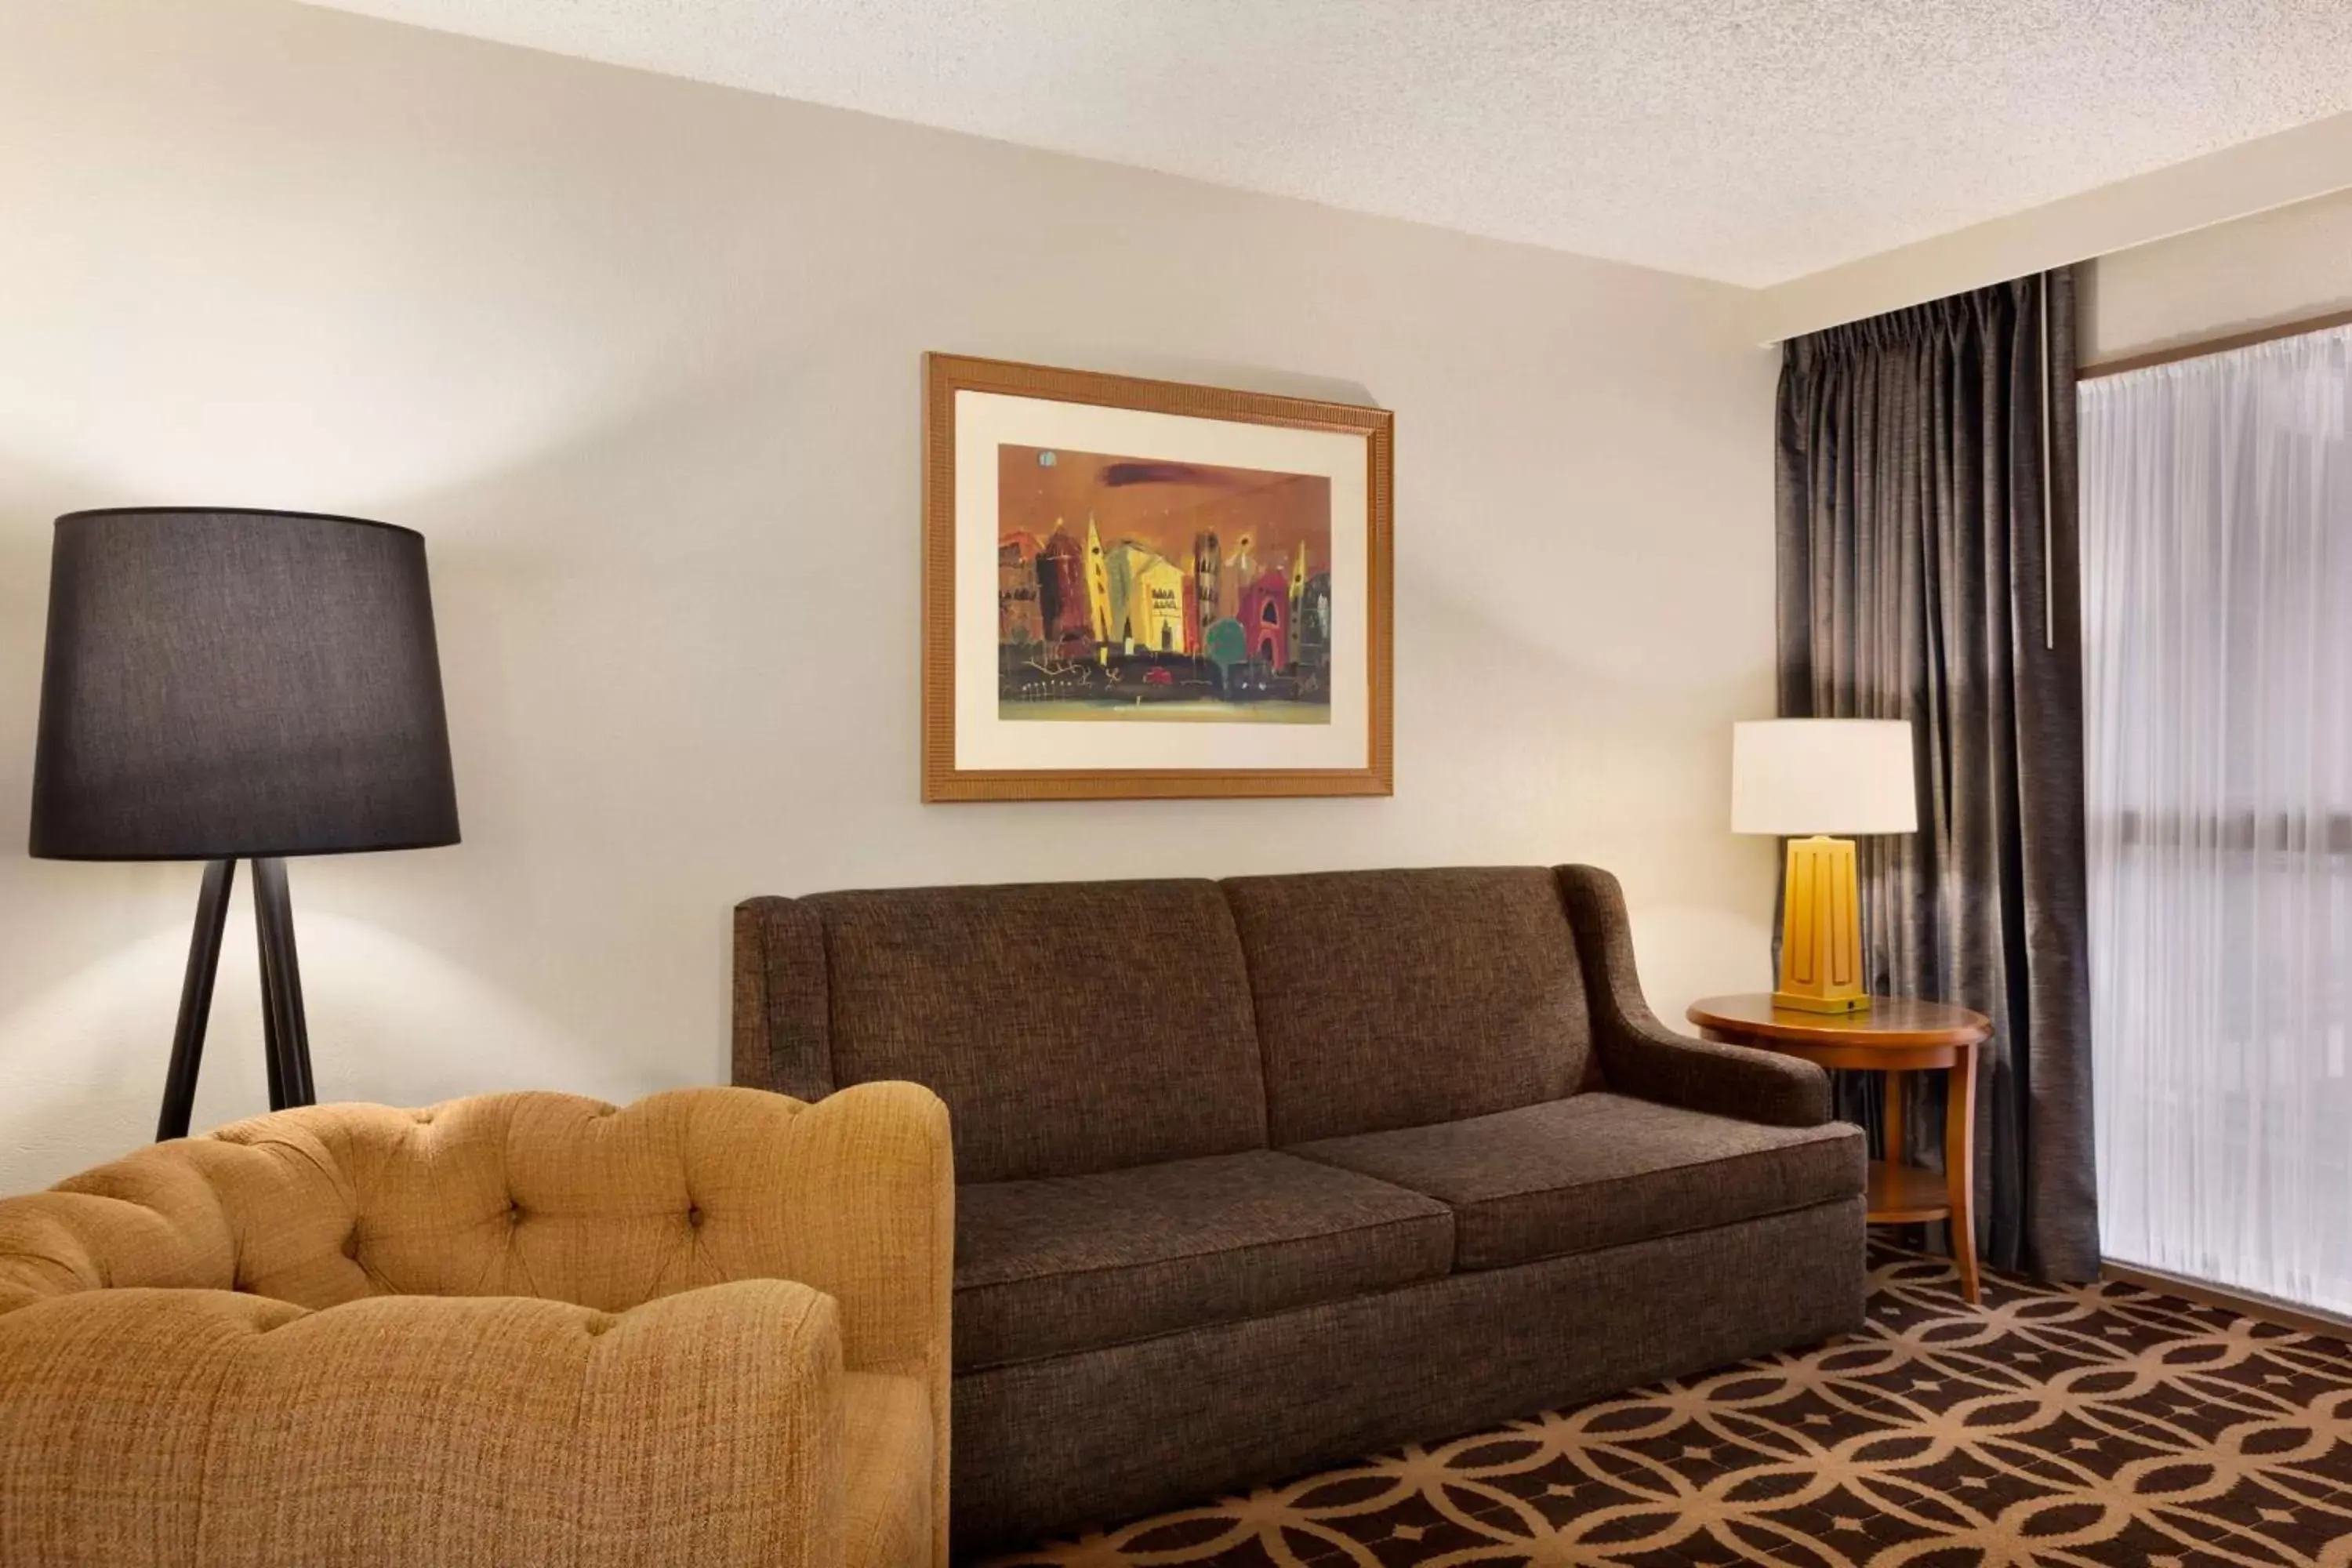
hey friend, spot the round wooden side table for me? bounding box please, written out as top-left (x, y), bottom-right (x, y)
top-left (1686, 993), bottom-right (1991, 1305)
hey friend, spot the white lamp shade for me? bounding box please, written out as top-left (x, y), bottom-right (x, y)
top-left (1731, 719), bottom-right (1918, 837)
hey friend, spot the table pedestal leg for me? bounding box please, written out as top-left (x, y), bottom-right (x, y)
top-left (1945, 1047), bottom-right (1980, 1304)
top-left (1882, 1069), bottom-right (1907, 1164)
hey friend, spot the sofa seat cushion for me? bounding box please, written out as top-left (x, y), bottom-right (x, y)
top-left (1290, 1094), bottom-right (1865, 1272)
top-left (953, 1151), bottom-right (1454, 1370)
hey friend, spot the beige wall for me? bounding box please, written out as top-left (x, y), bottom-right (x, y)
top-left (1752, 113), bottom-right (2352, 344)
top-left (0, 0), bottom-right (1780, 1192)
top-left (2082, 187), bottom-right (2352, 363)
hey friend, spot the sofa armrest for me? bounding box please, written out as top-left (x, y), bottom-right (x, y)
top-left (1555, 865), bottom-right (1832, 1128)
top-left (0, 1279), bottom-right (844, 1568)
top-left (1590, 1016), bottom-right (1832, 1128)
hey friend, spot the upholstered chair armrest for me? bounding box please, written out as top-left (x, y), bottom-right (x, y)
top-left (753, 1081), bottom-right (953, 1387)
top-left (0, 1279), bottom-right (844, 1567)
top-left (396, 1081), bottom-right (954, 1566)
top-left (1555, 864), bottom-right (1832, 1128)
top-left (757, 1079), bottom-right (953, 1568)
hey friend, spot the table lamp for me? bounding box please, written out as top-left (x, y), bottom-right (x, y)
top-left (1731, 718), bottom-right (1916, 1014)
top-left (30, 507), bottom-right (459, 1139)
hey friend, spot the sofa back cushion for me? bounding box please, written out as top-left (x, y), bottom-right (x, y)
top-left (1222, 867), bottom-right (1594, 1144)
top-left (805, 880), bottom-right (1269, 1183)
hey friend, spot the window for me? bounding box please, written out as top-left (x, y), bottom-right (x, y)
top-left (2079, 323), bottom-right (2352, 1315)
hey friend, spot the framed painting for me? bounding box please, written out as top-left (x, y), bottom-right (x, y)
top-left (922, 354), bottom-right (1393, 801)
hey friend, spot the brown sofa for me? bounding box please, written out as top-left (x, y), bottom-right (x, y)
top-left (733, 865), bottom-right (1867, 1552)
top-left (0, 1084), bottom-right (952, 1568)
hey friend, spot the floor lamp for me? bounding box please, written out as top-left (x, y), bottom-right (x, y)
top-left (29, 507), bottom-right (460, 1140)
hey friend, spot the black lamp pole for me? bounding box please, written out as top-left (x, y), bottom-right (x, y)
top-left (30, 508), bottom-right (459, 1140)
top-left (154, 857), bottom-right (314, 1142)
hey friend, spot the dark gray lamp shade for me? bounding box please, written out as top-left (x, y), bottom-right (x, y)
top-left (30, 508), bottom-right (459, 861)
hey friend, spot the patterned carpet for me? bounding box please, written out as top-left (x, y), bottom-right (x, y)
top-left (985, 1247), bottom-right (2352, 1567)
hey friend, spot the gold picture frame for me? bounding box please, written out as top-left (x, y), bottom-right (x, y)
top-left (922, 353), bottom-right (1393, 801)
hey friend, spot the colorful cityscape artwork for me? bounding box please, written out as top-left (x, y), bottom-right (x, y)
top-left (996, 444), bottom-right (1333, 723)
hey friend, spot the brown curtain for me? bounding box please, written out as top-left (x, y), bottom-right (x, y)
top-left (1774, 268), bottom-right (2100, 1282)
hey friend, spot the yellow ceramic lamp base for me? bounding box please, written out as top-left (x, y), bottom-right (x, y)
top-left (1776, 835), bottom-right (1869, 1013)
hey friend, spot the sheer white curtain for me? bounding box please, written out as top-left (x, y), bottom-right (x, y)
top-left (2079, 325), bottom-right (2352, 1316)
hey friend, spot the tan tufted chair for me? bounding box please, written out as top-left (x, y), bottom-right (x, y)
top-left (0, 1082), bottom-right (951, 1568)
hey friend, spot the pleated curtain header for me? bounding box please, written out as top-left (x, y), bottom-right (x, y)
top-left (1783, 278), bottom-right (2044, 369)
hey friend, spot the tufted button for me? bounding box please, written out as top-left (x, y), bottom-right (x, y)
top-left (507, 1200), bottom-right (525, 1227)
top-left (341, 1229), bottom-right (361, 1261)
top-left (685, 1204), bottom-right (704, 1229)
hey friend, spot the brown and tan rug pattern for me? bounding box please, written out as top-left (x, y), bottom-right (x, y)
top-left (985, 1247), bottom-right (2352, 1567)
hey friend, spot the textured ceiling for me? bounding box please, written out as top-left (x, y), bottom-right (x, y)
top-left (300, 0), bottom-right (2352, 286)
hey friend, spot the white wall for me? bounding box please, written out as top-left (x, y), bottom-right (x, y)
top-left (0, 0), bottom-right (1780, 1192)
top-left (2083, 187), bottom-right (2352, 362)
